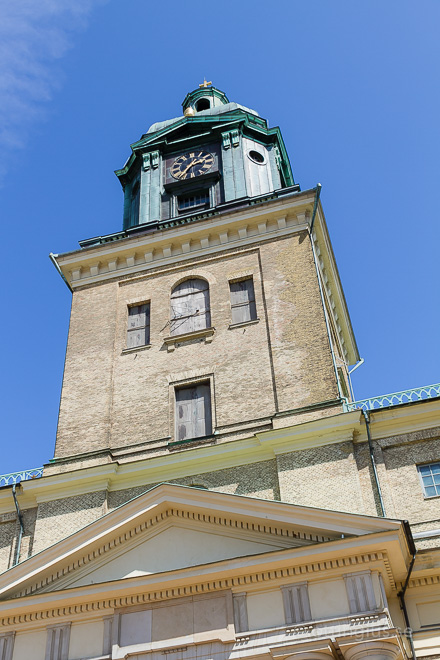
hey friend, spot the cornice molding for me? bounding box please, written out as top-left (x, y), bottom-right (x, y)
top-left (14, 507), bottom-right (335, 599)
top-left (0, 549), bottom-right (392, 629)
top-left (406, 574), bottom-right (440, 589)
top-left (355, 399), bottom-right (440, 446)
top-left (0, 415), bottom-right (364, 513)
top-left (57, 204), bottom-right (312, 289)
top-left (4, 398), bottom-right (437, 514)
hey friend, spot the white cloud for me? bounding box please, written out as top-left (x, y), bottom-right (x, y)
top-left (0, 0), bottom-right (104, 180)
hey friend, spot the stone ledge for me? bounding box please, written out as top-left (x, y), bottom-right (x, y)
top-left (163, 327), bottom-right (215, 352)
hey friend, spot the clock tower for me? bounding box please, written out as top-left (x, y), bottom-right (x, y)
top-left (2, 84), bottom-right (440, 660)
top-left (114, 85), bottom-right (295, 229)
top-left (51, 83), bottom-right (358, 473)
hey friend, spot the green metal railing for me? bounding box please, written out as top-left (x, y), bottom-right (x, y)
top-left (344, 382), bottom-right (440, 412)
top-left (0, 467), bottom-right (44, 487)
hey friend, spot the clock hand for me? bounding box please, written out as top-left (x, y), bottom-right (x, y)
top-left (182, 158), bottom-right (203, 176)
top-left (181, 160), bottom-right (196, 176)
top-left (185, 159), bottom-right (203, 173)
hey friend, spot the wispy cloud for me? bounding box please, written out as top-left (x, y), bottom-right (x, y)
top-left (0, 0), bottom-right (103, 181)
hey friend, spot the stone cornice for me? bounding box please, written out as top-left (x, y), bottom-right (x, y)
top-left (354, 398), bottom-right (440, 446)
top-left (406, 574), bottom-right (440, 589)
top-left (54, 196), bottom-right (314, 288)
top-left (0, 548), bottom-right (394, 629)
top-left (0, 485), bottom-right (405, 603)
top-left (312, 203), bottom-right (359, 365)
top-left (0, 414), bottom-right (364, 513)
top-left (3, 399), bottom-right (438, 514)
top-left (14, 507), bottom-right (335, 599)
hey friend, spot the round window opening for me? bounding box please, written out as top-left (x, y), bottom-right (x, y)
top-left (248, 150), bottom-right (265, 164)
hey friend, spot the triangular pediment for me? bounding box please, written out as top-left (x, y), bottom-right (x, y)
top-left (134, 109), bottom-right (249, 149)
top-left (0, 484), bottom-right (404, 601)
top-left (59, 519), bottom-right (292, 591)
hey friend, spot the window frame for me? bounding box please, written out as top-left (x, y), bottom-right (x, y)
top-left (126, 301), bottom-right (151, 350)
top-left (170, 278), bottom-right (211, 337)
top-left (177, 189), bottom-right (210, 213)
top-left (170, 183), bottom-right (215, 217)
top-left (418, 462), bottom-right (440, 499)
top-left (168, 374), bottom-right (215, 445)
top-left (174, 380), bottom-right (213, 443)
top-left (229, 277), bottom-right (258, 326)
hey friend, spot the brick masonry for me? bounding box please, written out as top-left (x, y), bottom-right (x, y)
top-left (32, 491), bottom-right (108, 554)
top-left (277, 441), bottom-right (366, 513)
top-left (2, 220), bottom-right (439, 576)
top-left (107, 459), bottom-right (280, 511)
top-left (0, 428), bottom-right (439, 573)
top-left (55, 234), bottom-right (338, 461)
top-left (0, 507), bottom-right (37, 571)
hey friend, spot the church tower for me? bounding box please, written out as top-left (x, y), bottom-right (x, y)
top-left (50, 83), bottom-right (359, 473)
top-left (1, 83), bottom-right (439, 660)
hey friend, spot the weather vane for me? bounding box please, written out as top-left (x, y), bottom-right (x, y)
top-left (199, 78), bottom-right (212, 88)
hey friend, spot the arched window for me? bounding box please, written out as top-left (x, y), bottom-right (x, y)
top-left (170, 278), bottom-right (210, 335)
top-left (196, 98), bottom-right (210, 112)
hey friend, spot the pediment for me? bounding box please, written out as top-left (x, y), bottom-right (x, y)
top-left (0, 483), bottom-right (403, 601)
top-left (56, 520), bottom-right (292, 591)
top-left (134, 110), bottom-right (247, 150)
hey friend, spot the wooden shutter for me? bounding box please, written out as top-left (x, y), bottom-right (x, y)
top-left (127, 304), bottom-right (150, 348)
top-left (170, 279), bottom-right (210, 335)
top-left (176, 383), bottom-right (212, 441)
top-left (230, 279), bottom-right (256, 324)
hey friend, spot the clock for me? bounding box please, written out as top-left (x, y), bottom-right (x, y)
top-left (170, 150), bottom-right (214, 180)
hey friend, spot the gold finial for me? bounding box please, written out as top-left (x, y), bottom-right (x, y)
top-left (199, 78), bottom-right (212, 88)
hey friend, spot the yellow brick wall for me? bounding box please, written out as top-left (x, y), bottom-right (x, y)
top-left (1, 428), bottom-right (439, 573)
top-left (55, 234), bottom-right (337, 460)
top-left (107, 459), bottom-right (280, 510)
top-left (32, 491), bottom-right (107, 554)
top-left (0, 508), bottom-right (37, 571)
top-left (277, 441), bottom-right (366, 513)
top-left (379, 431), bottom-right (440, 523)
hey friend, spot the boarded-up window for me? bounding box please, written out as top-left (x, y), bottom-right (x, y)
top-left (127, 303), bottom-right (150, 348)
top-left (175, 383), bottom-right (212, 441)
top-left (229, 278), bottom-right (256, 324)
top-left (170, 279), bottom-right (210, 336)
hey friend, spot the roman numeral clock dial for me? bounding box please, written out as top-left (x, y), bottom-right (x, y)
top-left (170, 151), bottom-right (214, 180)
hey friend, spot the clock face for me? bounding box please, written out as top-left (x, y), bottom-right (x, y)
top-left (170, 150), bottom-right (214, 180)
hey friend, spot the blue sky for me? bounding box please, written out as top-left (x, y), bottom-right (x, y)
top-left (0, 1), bottom-right (439, 474)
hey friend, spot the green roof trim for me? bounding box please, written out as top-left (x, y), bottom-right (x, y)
top-left (115, 109), bottom-right (294, 188)
top-left (181, 86), bottom-right (229, 111)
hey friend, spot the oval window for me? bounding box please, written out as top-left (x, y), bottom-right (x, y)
top-left (248, 150), bottom-right (265, 164)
